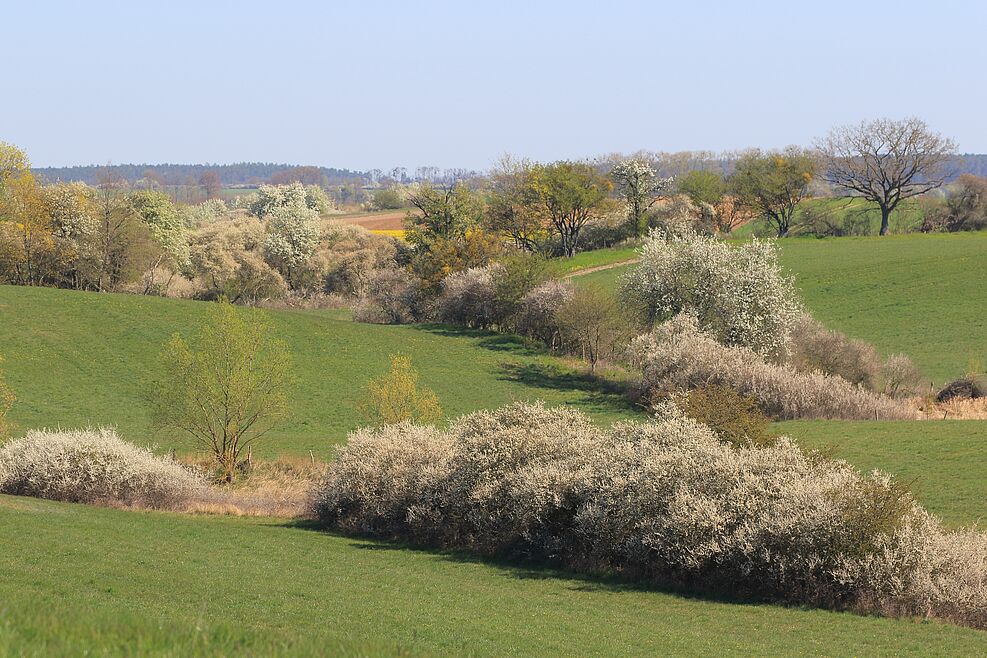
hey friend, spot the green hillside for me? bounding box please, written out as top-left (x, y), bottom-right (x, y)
top-left (0, 286), bottom-right (637, 458)
top-left (575, 232), bottom-right (987, 383)
top-left (2, 281), bottom-right (986, 527)
top-left (1, 496), bottom-right (983, 657)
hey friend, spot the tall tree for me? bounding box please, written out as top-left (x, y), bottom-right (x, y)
top-left (817, 118), bottom-right (957, 235)
top-left (531, 162), bottom-right (613, 257)
top-left (730, 147), bottom-right (816, 237)
top-left (199, 171), bottom-right (223, 199)
top-left (405, 181), bottom-right (483, 250)
top-left (484, 156), bottom-right (550, 253)
top-left (610, 159), bottom-right (673, 236)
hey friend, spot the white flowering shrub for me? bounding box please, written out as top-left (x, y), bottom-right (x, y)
top-left (516, 280), bottom-right (575, 346)
top-left (179, 198), bottom-right (228, 226)
top-left (435, 402), bottom-right (601, 555)
top-left (309, 422), bottom-right (454, 539)
top-left (631, 315), bottom-right (911, 420)
top-left (434, 264), bottom-right (502, 328)
top-left (263, 204), bottom-right (321, 285)
top-left (248, 183), bottom-right (308, 217)
top-left (621, 231), bottom-right (801, 358)
top-left (303, 185), bottom-right (336, 215)
top-left (311, 401), bottom-right (985, 628)
top-left (0, 428), bottom-right (203, 508)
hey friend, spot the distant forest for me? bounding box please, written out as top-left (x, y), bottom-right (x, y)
top-left (32, 154), bottom-right (987, 188)
top-left (32, 163), bottom-right (370, 187)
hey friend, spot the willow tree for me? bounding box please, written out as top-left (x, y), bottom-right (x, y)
top-left (146, 302), bottom-right (291, 482)
top-left (817, 118), bottom-right (956, 236)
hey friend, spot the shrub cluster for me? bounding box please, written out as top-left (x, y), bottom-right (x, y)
top-left (435, 264), bottom-right (503, 328)
top-left (311, 402), bottom-right (986, 628)
top-left (352, 267), bottom-right (427, 324)
top-left (672, 384), bottom-right (774, 447)
top-left (0, 428), bottom-right (203, 508)
top-left (631, 315), bottom-right (912, 420)
top-left (789, 316), bottom-right (924, 398)
top-left (621, 231), bottom-right (802, 359)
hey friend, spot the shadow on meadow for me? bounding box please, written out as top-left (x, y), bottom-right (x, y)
top-left (416, 323), bottom-right (642, 417)
top-left (497, 362), bottom-right (640, 415)
top-left (284, 519), bottom-right (777, 607)
top-left (416, 324), bottom-right (545, 356)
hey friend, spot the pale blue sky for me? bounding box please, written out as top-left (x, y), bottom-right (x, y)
top-left (5, 0), bottom-right (985, 170)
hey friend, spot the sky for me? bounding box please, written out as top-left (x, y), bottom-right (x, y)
top-left (5, 0), bottom-right (986, 171)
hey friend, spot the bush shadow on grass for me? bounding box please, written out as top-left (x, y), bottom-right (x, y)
top-left (416, 323), bottom-right (642, 416)
top-left (497, 362), bottom-right (641, 415)
top-left (284, 519), bottom-right (779, 608)
top-left (416, 323), bottom-right (546, 357)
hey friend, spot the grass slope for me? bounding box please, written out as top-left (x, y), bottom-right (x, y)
top-left (1, 496), bottom-right (984, 657)
top-left (0, 285), bottom-right (636, 458)
top-left (778, 420), bottom-right (987, 527)
top-left (3, 284), bottom-right (986, 525)
top-left (574, 232), bottom-right (987, 382)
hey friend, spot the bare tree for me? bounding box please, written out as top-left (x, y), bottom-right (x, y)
top-left (817, 118), bottom-right (956, 235)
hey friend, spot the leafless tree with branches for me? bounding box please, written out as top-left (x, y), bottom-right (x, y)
top-left (816, 118), bottom-right (956, 235)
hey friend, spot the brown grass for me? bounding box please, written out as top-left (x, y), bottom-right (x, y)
top-left (178, 455), bottom-right (325, 517)
top-left (917, 397), bottom-right (987, 420)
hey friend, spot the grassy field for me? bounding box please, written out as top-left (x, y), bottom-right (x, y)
top-left (732, 197), bottom-right (929, 238)
top-left (552, 245), bottom-right (639, 275)
top-left (574, 232), bottom-right (987, 383)
top-left (777, 420), bottom-right (986, 527)
top-left (3, 284), bottom-right (986, 528)
top-left (0, 285), bottom-right (637, 458)
top-left (1, 495), bottom-right (984, 657)
top-left (3, 234), bottom-right (987, 654)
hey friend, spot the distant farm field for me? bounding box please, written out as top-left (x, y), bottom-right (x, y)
top-left (334, 209), bottom-right (408, 231)
top-left (575, 232), bottom-right (987, 383)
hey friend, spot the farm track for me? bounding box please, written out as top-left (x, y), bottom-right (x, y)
top-left (564, 259), bottom-right (640, 277)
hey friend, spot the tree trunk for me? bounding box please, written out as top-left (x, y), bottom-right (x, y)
top-left (879, 206), bottom-right (891, 236)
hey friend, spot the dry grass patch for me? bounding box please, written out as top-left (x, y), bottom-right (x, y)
top-left (179, 454), bottom-right (325, 517)
top-left (918, 397), bottom-right (987, 420)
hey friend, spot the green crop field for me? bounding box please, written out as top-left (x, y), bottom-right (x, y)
top-left (1, 495), bottom-right (983, 657)
top-left (573, 232), bottom-right (987, 383)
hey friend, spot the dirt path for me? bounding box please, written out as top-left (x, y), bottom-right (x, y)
top-left (564, 259), bottom-right (640, 278)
